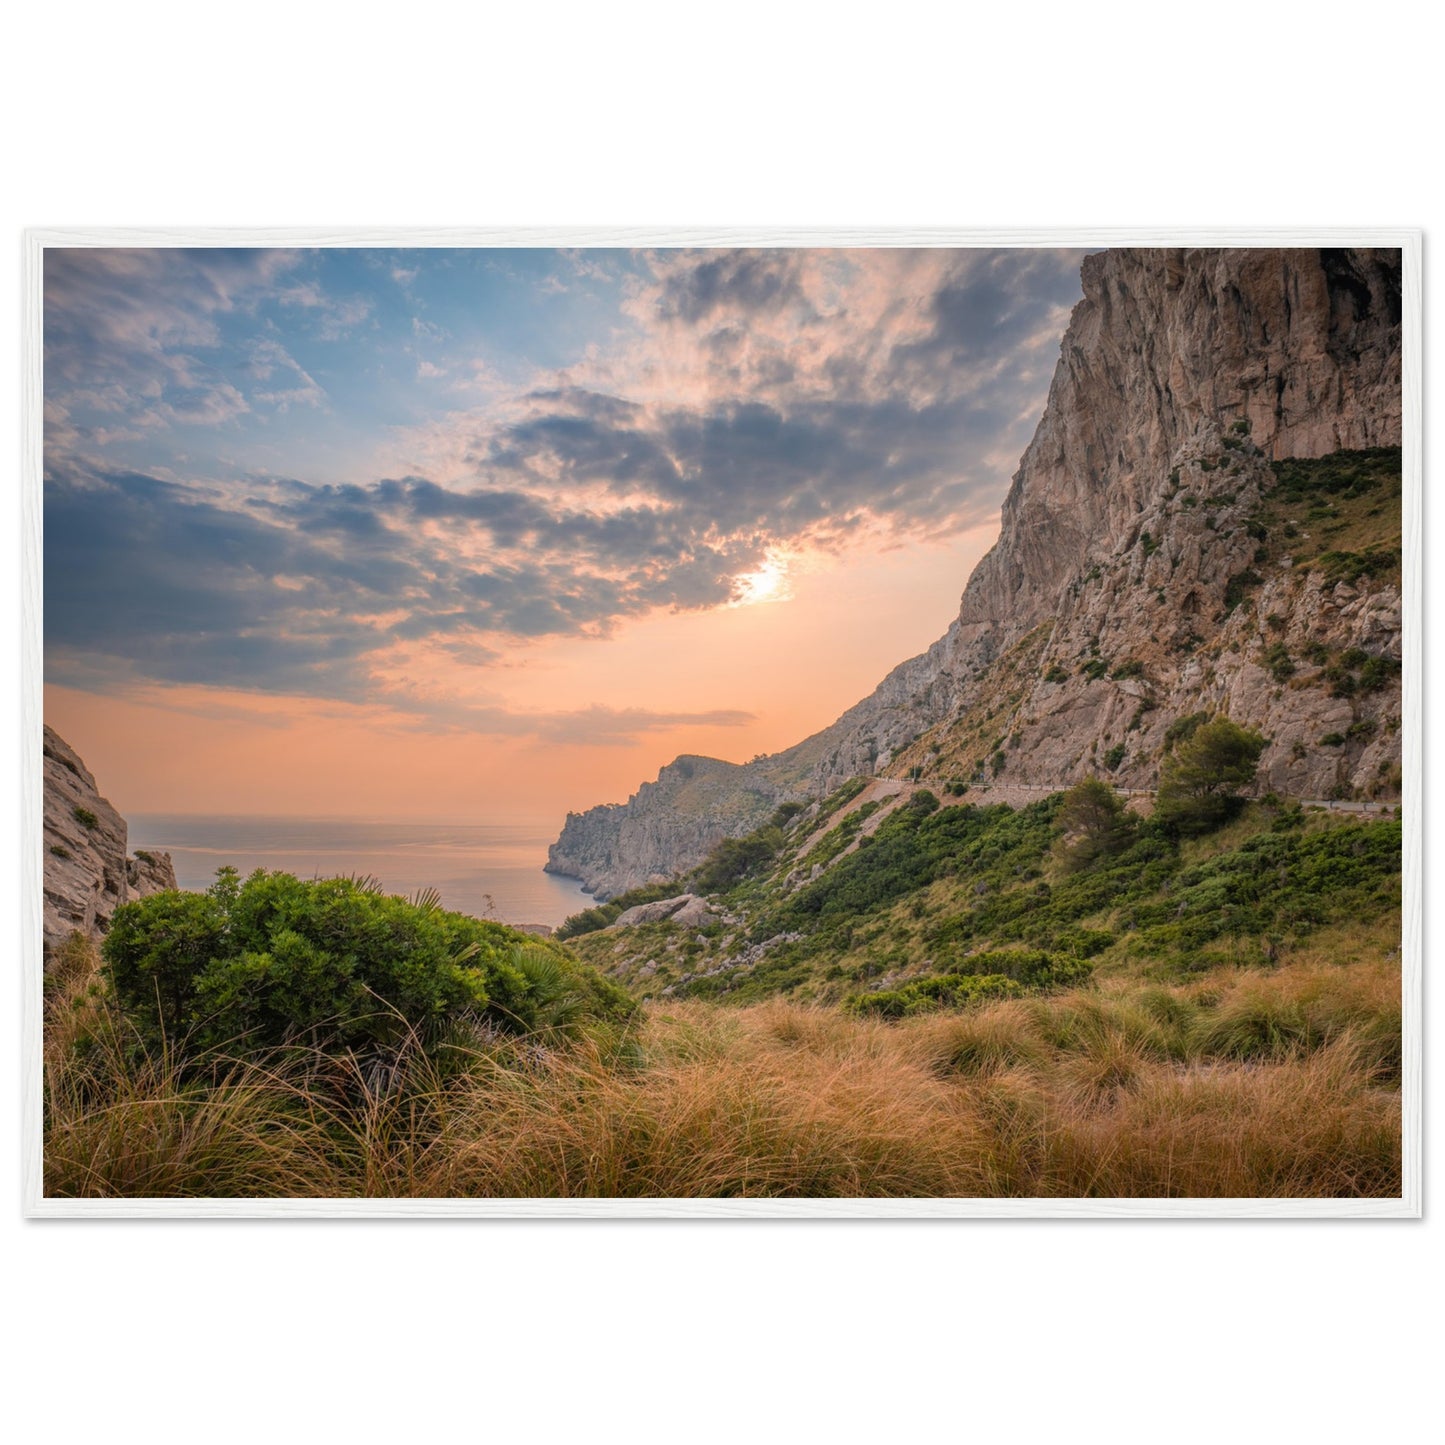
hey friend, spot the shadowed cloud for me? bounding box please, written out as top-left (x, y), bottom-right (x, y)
top-left (44, 245), bottom-right (1087, 732)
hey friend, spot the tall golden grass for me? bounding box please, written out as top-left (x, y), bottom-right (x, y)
top-left (43, 937), bottom-right (1401, 1199)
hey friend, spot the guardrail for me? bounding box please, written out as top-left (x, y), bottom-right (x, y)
top-left (939, 780), bottom-right (1398, 814)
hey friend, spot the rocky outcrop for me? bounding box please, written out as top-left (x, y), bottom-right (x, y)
top-left (547, 754), bottom-right (793, 900)
top-left (42, 725), bottom-right (178, 957)
top-left (127, 848), bottom-right (179, 901)
top-left (613, 894), bottom-right (716, 929)
top-left (550, 248), bottom-right (1404, 896)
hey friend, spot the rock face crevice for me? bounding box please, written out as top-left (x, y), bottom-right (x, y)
top-left (549, 248), bottom-right (1403, 899)
top-left (43, 725), bottom-right (177, 957)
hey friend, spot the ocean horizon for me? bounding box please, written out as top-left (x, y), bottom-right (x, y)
top-left (126, 813), bottom-right (593, 929)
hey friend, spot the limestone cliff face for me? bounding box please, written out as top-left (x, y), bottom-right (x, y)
top-left (547, 754), bottom-right (791, 900)
top-left (549, 248), bottom-right (1404, 898)
top-left (42, 726), bottom-right (177, 956)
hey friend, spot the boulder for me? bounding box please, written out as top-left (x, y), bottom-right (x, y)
top-left (612, 893), bottom-right (715, 929)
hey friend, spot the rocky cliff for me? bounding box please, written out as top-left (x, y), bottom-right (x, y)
top-left (549, 248), bottom-right (1404, 898)
top-left (43, 725), bottom-right (177, 956)
top-left (547, 754), bottom-right (793, 901)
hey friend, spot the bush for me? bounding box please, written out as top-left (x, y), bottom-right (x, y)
top-left (845, 974), bottom-right (1027, 1019)
top-left (103, 868), bottom-right (635, 1063)
top-left (555, 882), bottom-right (677, 939)
top-left (72, 806), bottom-right (99, 831)
top-left (1223, 568), bottom-right (1264, 613)
top-left (690, 827), bottom-right (786, 894)
top-left (845, 950), bottom-right (1094, 1019)
top-left (1260, 642), bottom-right (1296, 682)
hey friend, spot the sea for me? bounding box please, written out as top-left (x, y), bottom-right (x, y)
top-left (126, 815), bottom-right (593, 930)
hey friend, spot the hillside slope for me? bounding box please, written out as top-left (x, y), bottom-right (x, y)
top-left (548, 248), bottom-right (1403, 898)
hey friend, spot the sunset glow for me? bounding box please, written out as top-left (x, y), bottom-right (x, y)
top-left (42, 246), bottom-right (1087, 823)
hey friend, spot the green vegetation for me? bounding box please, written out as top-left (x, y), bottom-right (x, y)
top-left (72, 806), bottom-right (99, 831)
top-left (104, 868), bottom-right (635, 1065)
top-left (1261, 641), bottom-right (1296, 682)
top-left (845, 951), bottom-right (1093, 1018)
top-left (1055, 777), bottom-right (1134, 873)
top-left (569, 747), bottom-right (1397, 1010)
top-left (1155, 717), bottom-right (1266, 835)
top-left (1223, 567), bottom-right (1263, 614)
top-left (1314, 548), bottom-right (1398, 585)
top-left (555, 882), bottom-right (678, 939)
top-left (46, 750), bottom-right (1403, 1199)
top-left (49, 844), bottom-right (72, 860)
top-left (44, 937), bottom-right (1402, 1198)
top-left (1254, 447), bottom-right (1402, 585)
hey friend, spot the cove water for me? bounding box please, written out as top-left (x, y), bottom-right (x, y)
top-left (126, 814), bottom-right (592, 930)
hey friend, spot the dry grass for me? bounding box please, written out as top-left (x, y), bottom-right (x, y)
top-left (43, 937), bottom-right (1401, 1200)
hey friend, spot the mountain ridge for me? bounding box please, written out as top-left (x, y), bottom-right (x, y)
top-left (548, 247), bottom-right (1403, 900)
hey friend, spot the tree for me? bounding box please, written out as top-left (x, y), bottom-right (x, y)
top-left (1155, 715), bottom-right (1267, 834)
top-left (1054, 776), bottom-right (1133, 872)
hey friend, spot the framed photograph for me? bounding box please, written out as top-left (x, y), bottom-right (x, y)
top-left (24, 229), bottom-right (1421, 1216)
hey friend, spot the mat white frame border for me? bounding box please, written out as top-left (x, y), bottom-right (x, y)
top-left (20, 226), bottom-right (1423, 1219)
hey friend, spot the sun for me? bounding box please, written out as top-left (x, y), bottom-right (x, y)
top-left (732, 557), bottom-right (790, 606)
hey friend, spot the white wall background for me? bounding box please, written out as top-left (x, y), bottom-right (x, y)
top-left (3, 5), bottom-right (1438, 1440)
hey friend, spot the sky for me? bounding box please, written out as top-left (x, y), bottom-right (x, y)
top-left (43, 245), bottom-right (1087, 823)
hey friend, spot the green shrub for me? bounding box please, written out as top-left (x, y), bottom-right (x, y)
top-left (72, 806), bottom-right (99, 831)
top-left (103, 868), bottom-right (635, 1063)
top-left (1102, 744), bottom-right (1127, 771)
top-left (845, 950), bottom-right (1095, 1019)
top-left (49, 844), bottom-right (72, 859)
top-left (1319, 733), bottom-right (1346, 747)
top-left (1223, 568), bottom-right (1264, 614)
top-left (844, 973), bottom-right (1026, 1019)
top-left (1260, 642), bottom-right (1296, 682)
top-left (1314, 548), bottom-right (1398, 585)
top-left (690, 826), bottom-right (787, 894)
top-left (556, 881), bottom-right (677, 939)
top-left (1357, 656), bottom-right (1400, 692)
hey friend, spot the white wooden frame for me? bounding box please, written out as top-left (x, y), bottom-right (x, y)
top-left (20, 227), bottom-right (1423, 1218)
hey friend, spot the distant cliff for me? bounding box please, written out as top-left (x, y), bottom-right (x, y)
top-left (547, 754), bottom-right (795, 901)
top-left (549, 248), bottom-right (1404, 898)
top-left (43, 726), bottom-right (177, 956)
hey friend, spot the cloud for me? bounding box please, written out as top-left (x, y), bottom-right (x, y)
top-left (44, 245), bottom-right (1089, 728)
top-left (44, 248), bottom-right (356, 457)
